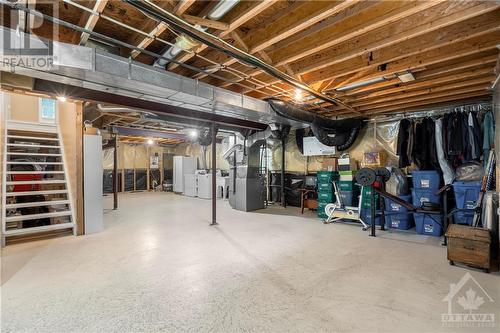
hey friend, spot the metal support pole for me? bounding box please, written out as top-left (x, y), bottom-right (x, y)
top-left (113, 136), bottom-right (118, 210)
top-left (210, 122), bottom-right (218, 225)
top-left (281, 137), bottom-right (286, 208)
top-left (370, 187), bottom-right (376, 237)
top-left (442, 190), bottom-right (448, 246)
top-left (379, 182), bottom-right (386, 231)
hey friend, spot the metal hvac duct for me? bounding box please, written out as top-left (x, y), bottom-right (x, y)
top-left (267, 98), bottom-right (365, 149)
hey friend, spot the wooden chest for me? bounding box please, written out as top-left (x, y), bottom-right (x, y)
top-left (445, 224), bottom-right (492, 273)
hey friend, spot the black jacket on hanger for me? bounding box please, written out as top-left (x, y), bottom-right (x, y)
top-left (397, 118), bottom-right (411, 168)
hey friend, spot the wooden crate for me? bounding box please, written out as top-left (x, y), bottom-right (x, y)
top-left (445, 224), bottom-right (492, 273)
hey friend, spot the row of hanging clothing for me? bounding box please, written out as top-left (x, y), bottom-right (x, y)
top-left (396, 110), bottom-right (495, 184)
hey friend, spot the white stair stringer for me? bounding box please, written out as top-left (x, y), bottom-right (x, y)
top-left (1, 120), bottom-right (76, 245)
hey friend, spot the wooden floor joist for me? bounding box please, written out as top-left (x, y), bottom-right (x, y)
top-left (5, 0), bottom-right (499, 115)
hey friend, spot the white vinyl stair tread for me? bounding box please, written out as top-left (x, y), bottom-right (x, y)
top-left (6, 200), bottom-right (70, 209)
top-left (7, 171), bottom-right (65, 175)
top-left (8, 152), bottom-right (62, 157)
top-left (6, 211), bottom-right (72, 222)
top-left (6, 180), bottom-right (66, 185)
top-left (7, 143), bottom-right (60, 148)
top-left (4, 223), bottom-right (74, 236)
top-left (8, 135), bottom-right (58, 141)
top-left (6, 189), bottom-right (68, 196)
top-left (7, 161), bottom-right (63, 165)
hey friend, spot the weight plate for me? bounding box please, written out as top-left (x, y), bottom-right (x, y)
top-left (375, 167), bottom-right (391, 182)
top-left (356, 168), bottom-right (376, 186)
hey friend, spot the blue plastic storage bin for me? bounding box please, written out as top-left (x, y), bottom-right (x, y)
top-left (360, 208), bottom-right (381, 225)
top-left (384, 212), bottom-right (413, 230)
top-left (412, 188), bottom-right (440, 207)
top-left (453, 211), bottom-right (475, 226)
top-left (384, 194), bottom-right (412, 212)
top-left (414, 213), bottom-right (443, 236)
top-left (453, 181), bottom-right (481, 209)
top-left (340, 190), bottom-right (359, 206)
top-left (412, 170), bottom-right (440, 190)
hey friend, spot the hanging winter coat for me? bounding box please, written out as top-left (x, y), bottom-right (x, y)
top-left (396, 119), bottom-right (412, 168)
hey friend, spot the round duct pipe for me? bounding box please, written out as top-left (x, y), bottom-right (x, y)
top-left (267, 98), bottom-right (365, 149)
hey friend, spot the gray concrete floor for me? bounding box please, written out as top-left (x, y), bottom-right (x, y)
top-left (1, 192), bottom-right (499, 332)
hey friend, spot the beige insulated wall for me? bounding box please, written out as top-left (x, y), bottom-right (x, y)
top-left (8, 92), bottom-right (39, 122)
top-left (268, 124), bottom-right (399, 174)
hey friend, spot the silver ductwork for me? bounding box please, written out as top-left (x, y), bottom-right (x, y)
top-left (0, 26), bottom-right (303, 128)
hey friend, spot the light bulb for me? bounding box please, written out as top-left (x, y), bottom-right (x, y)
top-left (294, 89), bottom-right (302, 101)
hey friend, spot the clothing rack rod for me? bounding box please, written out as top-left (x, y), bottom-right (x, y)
top-left (368, 101), bottom-right (492, 124)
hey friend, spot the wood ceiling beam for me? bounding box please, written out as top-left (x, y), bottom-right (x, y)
top-left (349, 67), bottom-right (495, 103)
top-left (223, 3), bottom-right (499, 92)
top-left (130, 0), bottom-right (194, 58)
top-left (173, 0), bottom-right (196, 16)
top-left (327, 90), bottom-right (492, 117)
top-left (182, 14), bottom-right (229, 31)
top-left (237, 29), bottom-right (500, 98)
top-left (187, 1), bottom-right (371, 80)
top-left (306, 62), bottom-right (497, 111)
top-left (356, 85), bottom-right (491, 112)
top-left (74, 0), bottom-right (109, 46)
top-left (216, 3), bottom-right (498, 95)
top-left (334, 53), bottom-right (499, 97)
top-left (214, 0), bottom-right (422, 89)
top-left (167, 0), bottom-right (279, 71)
top-left (352, 76), bottom-right (495, 108)
top-left (367, 91), bottom-right (492, 116)
top-left (290, 4), bottom-right (500, 76)
top-left (275, 0), bottom-right (447, 69)
top-left (247, 0), bottom-right (361, 54)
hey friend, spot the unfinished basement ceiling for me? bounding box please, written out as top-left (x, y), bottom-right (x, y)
top-left (2, 0), bottom-right (499, 117)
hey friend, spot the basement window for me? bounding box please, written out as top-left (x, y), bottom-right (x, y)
top-left (39, 97), bottom-right (57, 123)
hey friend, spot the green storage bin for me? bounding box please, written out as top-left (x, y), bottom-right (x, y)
top-left (362, 186), bottom-right (375, 196)
top-left (336, 180), bottom-right (356, 191)
top-left (317, 201), bottom-right (329, 215)
top-left (317, 191), bottom-right (334, 202)
top-left (339, 170), bottom-right (356, 176)
top-left (317, 182), bottom-right (333, 192)
top-left (361, 200), bottom-right (380, 209)
top-left (317, 171), bottom-right (339, 183)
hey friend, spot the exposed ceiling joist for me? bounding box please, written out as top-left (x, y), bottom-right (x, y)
top-left (75, 0), bottom-right (109, 46)
top-left (167, 0), bottom-right (279, 71)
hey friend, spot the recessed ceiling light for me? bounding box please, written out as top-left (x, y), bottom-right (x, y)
top-left (147, 139), bottom-right (154, 145)
top-left (57, 96), bottom-right (67, 102)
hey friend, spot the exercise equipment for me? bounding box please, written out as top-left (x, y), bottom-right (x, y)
top-left (323, 181), bottom-right (368, 230)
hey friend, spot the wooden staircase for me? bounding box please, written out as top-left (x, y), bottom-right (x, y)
top-left (2, 120), bottom-right (75, 245)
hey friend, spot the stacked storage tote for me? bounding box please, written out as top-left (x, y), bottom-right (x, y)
top-left (384, 194), bottom-right (413, 230)
top-left (452, 181), bottom-right (481, 225)
top-left (412, 171), bottom-right (443, 236)
top-left (360, 185), bottom-right (381, 225)
top-left (317, 171), bottom-right (338, 220)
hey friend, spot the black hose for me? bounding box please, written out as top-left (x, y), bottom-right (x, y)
top-left (337, 126), bottom-right (362, 151)
top-left (268, 98), bottom-right (364, 134)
